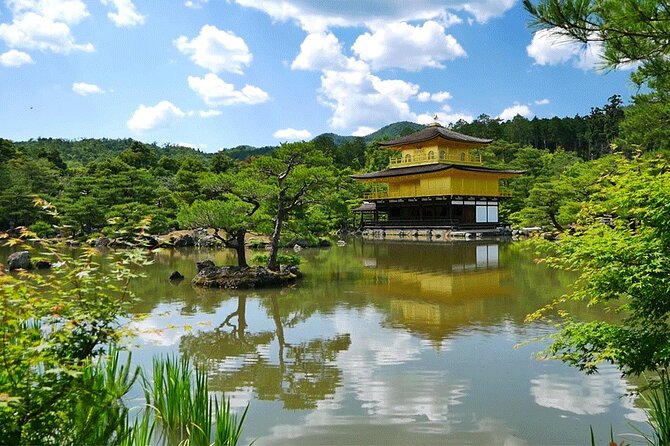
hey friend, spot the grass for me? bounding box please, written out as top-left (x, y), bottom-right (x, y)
top-left (147, 355), bottom-right (250, 446)
top-left (66, 350), bottom-right (250, 446)
top-left (636, 369), bottom-right (670, 446)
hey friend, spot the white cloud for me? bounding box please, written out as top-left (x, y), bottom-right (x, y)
top-left (198, 109), bottom-right (222, 117)
top-left (0, 49), bottom-right (33, 66)
top-left (8, 0), bottom-right (90, 23)
top-left (527, 28), bottom-right (604, 71)
top-left (460, 0), bottom-right (516, 23)
top-left (534, 98), bottom-right (550, 105)
top-left (498, 104), bottom-right (532, 121)
top-left (101, 0), bottom-right (145, 27)
top-left (273, 128), bottom-right (312, 140)
top-left (175, 25), bottom-right (252, 74)
top-left (187, 73), bottom-right (270, 106)
top-left (72, 82), bottom-right (105, 95)
top-left (177, 141), bottom-right (208, 149)
top-left (352, 126), bottom-right (375, 136)
top-left (185, 0), bottom-right (208, 8)
top-left (416, 110), bottom-right (472, 126)
top-left (418, 90), bottom-right (452, 103)
top-left (127, 100), bottom-right (186, 132)
top-left (0, 0), bottom-right (93, 54)
top-left (417, 92), bottom-right (431, 102)
top-left (291, 32), bottom-right (349, 71)
top-left (234, 0), bottom-right (515, 32)
top-left (352, 21), bottom-right (466, 71)
top-left (320, 68), bottom-right (418, 129)
top-left (430, 91), bottom-right (452, 102)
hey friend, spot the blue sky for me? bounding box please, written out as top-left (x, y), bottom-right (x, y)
top-left (0, 0), bottom-right (636, 152)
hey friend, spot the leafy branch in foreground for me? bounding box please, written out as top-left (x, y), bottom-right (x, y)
top-left (0, 223), bottom-right (251, 445)
top-left (528, 154), bottom-right (670, 376)
top-left (0, 225), bottom-right (152, 444)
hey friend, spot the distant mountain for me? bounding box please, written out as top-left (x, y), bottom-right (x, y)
top-left (361, 121), bottom-right (424, 143)
top-left (14, 138), bottom-right (210, 165)
top-left (311, 121), bottom-right (425, 147)
top-left (11, 121), bottom-right (427, 164)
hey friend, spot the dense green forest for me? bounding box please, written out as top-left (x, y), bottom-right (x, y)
top-left (0, 91), bottom-right (659, 241)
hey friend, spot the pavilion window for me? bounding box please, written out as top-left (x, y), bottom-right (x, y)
top-left (428, 151), bottom-right (435, 160)
top-left (405, 154), bottom-right (412, 163)
top-left (439, 150), bottom-right (446, 160)
top-left (460, 152), bottom-right (466, 161)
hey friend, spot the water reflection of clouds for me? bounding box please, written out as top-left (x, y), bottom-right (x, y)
top-left (128, 302), bottom-right (217, 347)
top-left (530, 366), bottom-right (646, 421)
top-left (334, 309), bottom-right (468, 424)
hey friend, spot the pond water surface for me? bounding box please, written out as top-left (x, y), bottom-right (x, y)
top-left (103, 239), bottom-right (648, 444)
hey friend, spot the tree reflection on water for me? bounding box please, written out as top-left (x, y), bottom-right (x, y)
top-left (180, 294), bottom-right (351, 410)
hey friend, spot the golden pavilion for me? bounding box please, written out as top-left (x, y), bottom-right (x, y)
top-left (352, 122), bottom-right (523, 230)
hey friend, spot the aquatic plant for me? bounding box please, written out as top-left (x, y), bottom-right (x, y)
top-left (147, 355), bottom-right (250, 446)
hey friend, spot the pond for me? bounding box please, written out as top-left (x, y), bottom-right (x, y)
top-left (2, 238), bottom-right (645, 444)
top-left (116, 238), bottom-right (647, 445)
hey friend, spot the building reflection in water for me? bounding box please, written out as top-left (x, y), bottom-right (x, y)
top-left (357, 240), bottom-right (515, 345)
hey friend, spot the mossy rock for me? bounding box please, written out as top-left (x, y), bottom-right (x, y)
top-left (192, 265), bottom-right (300, 289)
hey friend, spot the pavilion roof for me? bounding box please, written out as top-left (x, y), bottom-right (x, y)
top-left (350, 163), bottom-right (524, 180)
top-left (378, 123), bottom-right (493, 148)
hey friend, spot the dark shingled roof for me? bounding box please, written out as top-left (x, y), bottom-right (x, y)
top-left (379, 124), bottom-right (493, 147)
top-left (350, 163), bottom-right (524, 180)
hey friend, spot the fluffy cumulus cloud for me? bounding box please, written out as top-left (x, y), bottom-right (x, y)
top-left (0, 0), bottom-right (94, 54)
top-left (352, 126), bottom-right (375, 136)
top-left (175, 25), bottom-right (252, 74)
top-left (534, 98), bottom-right (550, 105)
top-left (320, 68), bottom-right (420, 129)
top-left (527, 28), bottom-right (604, 71)
top-left (127, 100), bottom-right (186, 132)
top-left (417, 90), bottom-right (452, 103)
top-left (237, 0), bottom-right (504, 133)
top-left (416, 108), bottom-right (473, 125)
top-left (187, 73), bottom-right (269, 106)
top-left (101, 0), bottom-right (145, 27)
top-left (273, 128), bottom-right (312, 140)
top-left (72, 82), bottom-right (105, 95)
top-left (291, 32), bottom-right (349, 71)
top-left (0, 49), bottom-right (33, 66)
top-left (352, 21), bottom-right (466, 71)
top-left (234, 0), bottom-right (515, 31)
top-left (498, 104), bottom-right (532, 121)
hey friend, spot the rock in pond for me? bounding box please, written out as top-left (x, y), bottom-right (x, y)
top-left (35, 260), bottom-right (51, 269)
top-left (192, 264), bottom-right (300, 289)
top-left (7, 251), bottom-right (33, 271)
top-left (173, 233), bottom-right (195, 247)
top-left (169, 271), bottom-right (185, 281)
top-left (196, 259), bottom-right (216, 272)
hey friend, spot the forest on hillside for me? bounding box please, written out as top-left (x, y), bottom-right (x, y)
top-left (0, 90), bottom-right (666, 241)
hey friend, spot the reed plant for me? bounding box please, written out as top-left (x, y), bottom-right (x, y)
top-left (147, 355), bottom-right (250, 446)
top-left (635, 369), bottom-right (670, 446)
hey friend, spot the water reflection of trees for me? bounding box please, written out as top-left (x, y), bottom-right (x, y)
top-left (180, 294), bottom-right (351, 410)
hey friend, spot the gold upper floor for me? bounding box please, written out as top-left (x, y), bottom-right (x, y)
top-left (389, 144), bottom-right (482, 168)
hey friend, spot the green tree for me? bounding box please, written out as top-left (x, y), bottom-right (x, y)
top-left (530, 154), bottom-right (670, 376)
top-left (210, 152), bottom-right (236, 174)
top-left (178, 199), bottom-right (258, 267)
top-left (247, 142), bottom-right (336, 270)
top-left (117, 141), bottom-right (158, 170)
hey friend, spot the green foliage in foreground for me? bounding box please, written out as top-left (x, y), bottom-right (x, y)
top-left (0, 230), bottom-right (250, 445)
top-left (528, 154), bottom-right (670, 376)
